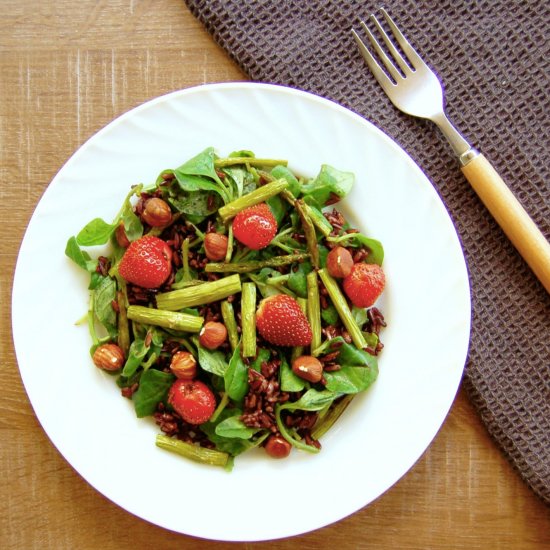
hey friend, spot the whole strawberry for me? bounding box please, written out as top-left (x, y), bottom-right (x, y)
top-left (232, 203), bottom-right (277, 250)
top-left (343, 263), bottom-right (385, 308)
top-left (118, 235), bottom-right (172, 289)
top-left (256, 294), bottom-right (312, 346)
top-left (168, 379), bottom-right (216, 425)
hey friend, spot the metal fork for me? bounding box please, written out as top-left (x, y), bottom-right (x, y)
top-left (352, 8), bottom-right (550, 293)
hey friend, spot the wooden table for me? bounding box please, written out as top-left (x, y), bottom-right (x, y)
top-left (1, 1), bottom-right (548, 548)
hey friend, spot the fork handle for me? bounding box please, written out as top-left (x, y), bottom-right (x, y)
top-left (461, 153), bottom-right (550, 293)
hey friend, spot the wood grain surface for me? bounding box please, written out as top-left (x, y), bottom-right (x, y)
top-left (1, 1), bottom-right (548, 548)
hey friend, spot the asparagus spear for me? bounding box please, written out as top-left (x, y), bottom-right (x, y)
top-left (127, 305), bottom-right (204, 333)
top-left (205, 253), bottom-right (309, 274)
top-left (306, 271), bottom-right (322, 352)
top-left (221, 300), bottom-right (239, 351)
top-left (311, 395), bottom-right (354, 440)
top-left (241, 282), bottom-right (257, 358)
top-left (156, 435), bottom-right (229, 467)
top-left (156, 274), bottom-right (242, 311)
top-left (116, 290), bottom-right (130, 356)
top-left (295, 199), bottom-right (320, 268)
top-left (214, 157), bottom-right (288, 169)
top-left (317, 269), bottom-right (367, 350)
top-left (218, 178), bottom-right (288, 222)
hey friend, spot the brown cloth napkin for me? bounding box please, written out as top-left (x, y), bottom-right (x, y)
top-left (184, 0), bottom-right (550, 503)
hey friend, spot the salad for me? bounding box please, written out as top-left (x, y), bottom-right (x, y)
top-left (66, 147), bottom-right (386, 469)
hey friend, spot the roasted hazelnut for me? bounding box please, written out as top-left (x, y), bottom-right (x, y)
top-left (142, 197), bottom-right (172, 227)
top-left (115, 222), bottom-right (130, 248)
top-left (326, 246), bottom-right (354, 278)
top-left (291, 355), bottom-right (323, 383)
top-left (264, 435), bottom-right (291, 459)
top-left (199, 321), bottom-right (227, 350)
top-left (204, 232), bottom-right (228, 261)
top-left (170, 351), bottom-right (197, 380)
top-left (92, 343), bottom-right (125, 371)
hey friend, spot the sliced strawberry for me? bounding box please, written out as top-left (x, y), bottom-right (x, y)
top-left (168, 379), bottom-right (216, 425)
top-left (232, 203), bottom-right (277, 250)
top-left (342, 263), bottom-right (385, 308)
top-left (118, 235), bottom-right (172, 289)
top-left (256, 294), bottom-right (312, 347)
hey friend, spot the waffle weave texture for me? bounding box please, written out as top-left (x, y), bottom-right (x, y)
top-left (184, 0), bottom-right (550, 503)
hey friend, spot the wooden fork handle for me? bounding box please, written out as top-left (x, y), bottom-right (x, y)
top-left (461, 153), bottom-right (550, 293)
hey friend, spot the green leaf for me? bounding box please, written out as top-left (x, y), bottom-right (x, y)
top-left (65, 236), bottom-right (96, 272)
top-left (337, 342), bottom-right (378, 369)
top-left (287, 261), bottom-right (311, 298)
top-left (215, 415), bottom-right (258, 439)
top-left (271, 165), bottom-right (301, 197)
top-left (224, 345), bottom-right (249, 402)
top-left (76, 218), bottom-right (115, 246)
top-left (122, 337), bottom-right (149, 377)
top-left (197, 344), bottom-right (227, 377)
top-left (280, 388), bottom-right (339, 412)
top-left (93, 276), bottom-right (117, 338)
top-left (133, 369), bottom-right (175, 418)
top-left (300, 164), bottom-right (354, 206)
top-left (249, 347), bottom-right (271, 372)
top-left (201, 408), bottom-right (266, 456)
top-left (280, 358), bottom-right (306, 392)
top-left (169, 190), bottom-right (222, 217)
top-left (321, 303), bottom-right (339, 326)
top-left (324, 365), bottom-right (378, 394)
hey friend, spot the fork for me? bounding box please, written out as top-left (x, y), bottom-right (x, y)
top-left (352, 8), bottom-right (550, 293)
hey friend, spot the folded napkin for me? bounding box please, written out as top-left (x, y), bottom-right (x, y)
top-left (184, 0), bottom-right (550, 503)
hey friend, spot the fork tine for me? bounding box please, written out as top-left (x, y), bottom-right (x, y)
top-left (379, 7), bottom-right (426, 70)
top-left (351, 27), bottom-right (395, 94)
top-left (358, 20), bottom-right (403, 83)
top-left (369, 14), bottom-right (411, 75)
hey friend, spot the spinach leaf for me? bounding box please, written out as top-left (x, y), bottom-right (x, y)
top-left (324, 365), bottom-right (378, 393)
top-left (266, 194), bottom-right (288, 227)
top-left (169, 190), bottom-right (222, 217)
top-left (197, 344), bottom-right (227, 377)
top-left (171, 147), bottom-right (229, 203)
top-left (337, 341), bottom-right (378, 369)
top-left (271, 165), bottom-right (301, 197)
top-left (321, 303), bottom-right (339, 326)
top-left (287, 261), bottom-right (311, 298)
top-left (65, 236), bottom-right (96, 272)
top-left (93, 275), bottom-right (117, 338)
top-left (215, 415), bottom-right (258, 439)
top-left (224, 345), bottom-right (249, 402)
top-left (280, 358), bottom-right (306, 392)
top-left (352, 306), bottom-right (369, 329)
top-left (76, 218), bottom-right (114, 246)
top-left (201, 408), bottom-right (266, 456)
top-left (133, 369), bottom-right (175, 418)
top-left (249, 347), bottom-right (271, 372)
top-left (300, 164), bottom-right (354, 206)
top-left (122, 337), bottom-right (150, 377)
top-left (322, 341), bottom-right (378, 393)
top-left (280, 388), bottom-right (339, 412)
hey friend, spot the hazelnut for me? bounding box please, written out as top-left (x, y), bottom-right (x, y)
top-left (199, 321), bottom-right (227, 350)
top-left (204, 232), bottom-right (228, 261)
top-left (264, 435), bottom-right (292, 459)
top-left (170, 351), bottom-right (197, 380)
top-left (326, 246), bottom-right (354, 278)
top-left (115, 222), bottom-right (130, 248)
top-left (142, 197), bottom-right (172, 227)
top-left (291, 355), bottom-right (323, 383)
top-left (92, 343), bottom-right (125, 371)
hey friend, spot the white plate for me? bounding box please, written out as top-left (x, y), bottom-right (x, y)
top-left (12, 83), bottom-right (470, 541)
